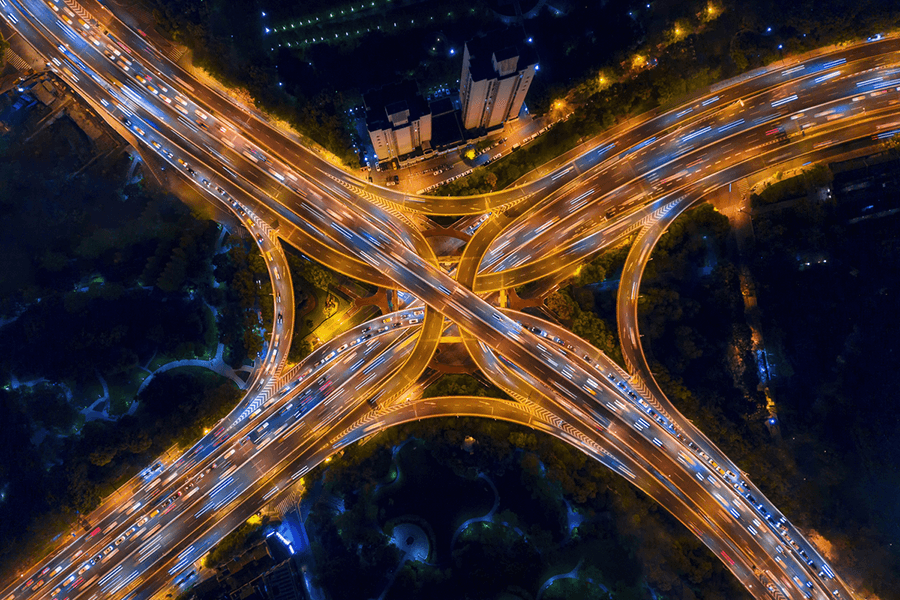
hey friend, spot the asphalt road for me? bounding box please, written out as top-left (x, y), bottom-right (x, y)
top-left (2, 1), bottom-right (897, 599)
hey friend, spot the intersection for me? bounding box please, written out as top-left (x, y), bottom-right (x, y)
top-left (2, 1), bottom-right (899, 599)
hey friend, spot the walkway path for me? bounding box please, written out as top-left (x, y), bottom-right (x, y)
top-left (536, 560), bottom-right (583, 600)
top-left (563, 499), bottom-right (584, 541)
top-left (378, 522), bottom-right (431, 600)
top-left (136, 342), bottom-right (247, 395)
top-left (450, 473), bottom-right (499, 548)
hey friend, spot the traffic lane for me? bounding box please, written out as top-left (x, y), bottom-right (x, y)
top-left (365, 305), bottom-right (444, 409)
top-left (48, 326), bottom-right (419, 600)
top-left (474, 102), bottom-right (900, 293)
top-left (5, 2), bottom-right (864, 596)
top-left (483, 78), bottom-right (900, 275)
top-left (16, 316), bottom-right (419, 600)
top-left (68, 0), bottom-right (900, 218)
top-left (472, 204), bottom-right (648, 291)
top-left (233, 309), bottom-right (426, 428)
top-left (614, 139), bottom-right (888, 599)
top-left (113, 338), bottom-right (424, 600)
top-left (326, 215), bottom-right (824, 598)
top-left (501, 309), bottom-right (631, 383)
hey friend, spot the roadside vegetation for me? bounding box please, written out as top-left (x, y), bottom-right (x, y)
top-left (0, 107), bottom-right (254, 580)
top-left (421, 374), bottom-right (509, 400)
top-left (627, 165), bottom-right (900, 597)
top-left (202, 515), bottom-right (273, 569)
top-left (434, 0), bottom-right (900, 196)
top-left (303, 422), bottom-right (751, 600)
top-left (543, 241), bottom-right (634, 368)
top-left (745, 156), bottom-right (900, 596)
top-left (282, 247), bottom-right (335, 363)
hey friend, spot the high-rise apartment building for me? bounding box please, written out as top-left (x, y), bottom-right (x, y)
top-left (459, 31), bottom-right (538, 131)
top-left (363, 81), bottom-right (432, 163)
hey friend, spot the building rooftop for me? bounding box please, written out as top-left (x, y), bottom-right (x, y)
top-left (430, 97), bottom-right (456, 116)
top-left (494, 45), bottom-right (519, 63)
top-left (32, 80), bottom-right (56, 106)
top-left (363, 80), bottom-right (430, 132)
top-left (263, 560), bottom-right (304, 600)
top-left (465, 30), bottom-right (539, 82)
top-left (430, 107), bottom-right (464, 150)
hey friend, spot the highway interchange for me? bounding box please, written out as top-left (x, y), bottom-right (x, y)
top-left (2, 0), bottom-right (899, 598)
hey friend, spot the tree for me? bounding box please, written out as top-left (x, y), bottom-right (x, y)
top-left (422, 374), bottom-right (508, 399)
top-left (574, 259), bottom-right (607, 287)
top-left (571, 309), bottom-right (623, 365)
top-left (303, 263), bottom-right (332, 291)
top-left (0, 35), bottom-right (9, 69)
top-left (289, 338), bottom-right (313, 362)
top-left (545, 289), bottom-right (576, 321)
top-left (156, 247), bottom-right (188, 292)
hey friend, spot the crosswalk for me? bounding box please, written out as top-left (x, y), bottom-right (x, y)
top-left (165, 45), bottom-right (187, 63)
top-left (6, 50), bottom-right (30, 71)
top-left (274, 488), bottom-right (303, 518)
